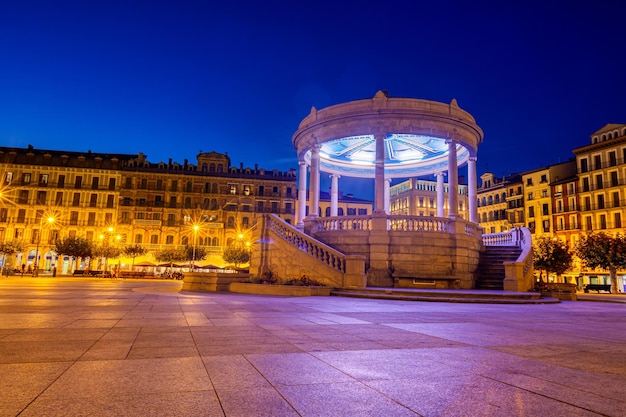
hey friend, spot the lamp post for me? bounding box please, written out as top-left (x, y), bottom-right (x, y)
top-left (34, 215), bottom-right (55, 277)
top-left (191, 224), bottom-right (199, 271)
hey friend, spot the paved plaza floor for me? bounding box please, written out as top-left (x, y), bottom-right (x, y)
top-left (0, 277), bottom-right (625, 417)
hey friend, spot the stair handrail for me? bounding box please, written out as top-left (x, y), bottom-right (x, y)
top-left (268, 214), bottom-right (346, 273)
top-left (483, 227), bottom-right (534, 291)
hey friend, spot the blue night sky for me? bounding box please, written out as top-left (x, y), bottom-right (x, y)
top-left (2, 1), bottom-right (626, 198)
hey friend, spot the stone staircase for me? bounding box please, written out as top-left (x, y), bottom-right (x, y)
top-left (475, 246), bottom-right (523, 290)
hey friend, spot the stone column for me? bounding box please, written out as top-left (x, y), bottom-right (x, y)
top-left (330, 174), bottom-right (340, 217)
top-left (384, 178), bottom-right (391, 214)
top-left (297, 160), bottom-right (308, 228)
top-left (435, 171), bottom-right (445, 217)
top-left (308, 144), bottom-right (321, 218)
top-left (373, 133), bottom-right (386, 214)
top-left (468, 156), bottom-right (478, 223)
top-left (447, 140), bottom-right (458, 219)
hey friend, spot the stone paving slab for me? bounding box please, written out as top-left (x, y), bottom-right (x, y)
top-left (1, 277), bottom-right (625, 416)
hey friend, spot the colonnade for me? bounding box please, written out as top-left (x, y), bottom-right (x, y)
top-left (296, 136), bottom-right (478, 227)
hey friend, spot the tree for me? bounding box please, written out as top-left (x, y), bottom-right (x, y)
top-left (54, 237), bottom-right (93, 272)
top-left (222, 243), bottom-right (250, 268)
top-left (533, 236), bottom-right (573, 282)
top-left (183, 245), bottom-right (207, 268)
top-left (153, 247), bottom-right (186, 273)
top-left (576, 233), bottom-right (626, 294)
top-left (0, 241), bottom-right (23, 273)
top-left (122, 244), bottom-right (147, 269)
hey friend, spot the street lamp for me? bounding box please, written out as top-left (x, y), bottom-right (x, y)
top-left (34, 214), bottom-right (55, 276)
top-left (191, 224), bottom-right (200, 271)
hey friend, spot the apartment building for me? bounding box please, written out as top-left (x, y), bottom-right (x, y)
top-left (389, 177), bottom-right (468, 219)
top-left (0, 145), bottom-right (297, 273)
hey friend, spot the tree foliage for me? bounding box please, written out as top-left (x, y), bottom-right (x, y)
top-left (122, 244), bottom-right (147, 268)
top-left (122, 244), bottom-right (147, 259)
top-left (0, 241), bottom-right (23, 257)
top-left (54, 237), bottom-right (93, 272)
top-left (222, 244), bottom-right (250, 267)
top-left (183, 245), bottom-right (207, 263)
top-left (575, 233), bottom-right (626, 294)
top-left (533, 236), bottom-right (573, 279)
top-left (153, 247), bottom-right (186, 266)
top-left (54, 237), bottom-right (92, 259)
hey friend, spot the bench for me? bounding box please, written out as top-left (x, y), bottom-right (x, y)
top-left (584, 284), bottom-right (611, 293)
top-left (73, 270), bottom-right (85, 275)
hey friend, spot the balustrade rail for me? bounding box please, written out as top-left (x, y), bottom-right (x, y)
top-left (268, 215), bottom-right (346, 273)
top-left (387, 215), bottom-right (450, 232)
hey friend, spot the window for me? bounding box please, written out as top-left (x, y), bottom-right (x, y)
top-left (72, 193), bottom-right (80, 206)
top-left (527, 192), bottom-right (533, 200)
top-left (169, 196), bottom-right (177, 208)
top-left (611, 171), bottom-right (619, 187)
top-left (17, 209), bottom-right (26, 223)
top-left (18, 190), bottom-right (29, 204)
top-left (540, 174), bottom-right (547, 183)
top-left (597, 194), bottom-right (605, 209)
top-left (542, 190), bottom-right (548, 198)
top-left (39, 174), bottom-right (49, 186)
top-left (90, 194), bottom-right (98, 207)
top-left (230, 184), bottom-right (237, 194)
top-left (596, 174), bottom-right (603, 189)
top-left (109, 178), bottom-right (116, 190)
top-left (258, 186), bottom-right (265, 196)
top-left (599, 214), bottom-right (607, 229)
top-left (171, 180), bottom-right (178, 192)
top-left (55, 192), bottom-right (63, 206)
top-left (582, 178), bottom-right (590, 192)
top-left (526, 178), bottom-right (533, 186)
top-left (36, 191), bottom-right (46, 204)
top-left (614, 212), bottom-right (622, 228)
top-left (75, 176), bottom-right (82, 189)
top-left (4, 172), bottom-right (13, 184)
top-left (358, 208), bottom-right (368, 215)
top-left (286, 187), bottom-right (293, 197)
top-left (580, 158), bottom-right (588, 173)
top-left (585, 216), bottom-right (593, 231)
top-left (92, 177), bottom-right (99, 190)
top-left (528, 206), bottom-right (535, 218)
top-left (69, 211), bottom-right (79, 225)
top-left (609, 151), bottom-right (617, 166)
top-left (87, 212), bottom-right (96, 226)
top-left (613, 192), bottom-right (620, 207)
top-left (151, 235), bottom-right (159, 244)
top-left (107, 194), bottom-right (115, 208)
top-left (135, 234), bottom-right (143, 244)
top-left (242, 217), bottom-right (249, 227)
top-left (22, 173), bottom-right (31, 184)
top-left (257, 201), bottom-right (264, 212)
top-left (594, 155), bottom-right (602, 170)
top-left (166, 235), bottom-right (174, 244)
top-left (542, 204), bottom-right (549, 216)
top-left (584, 196), bottom-right (591, 211)
top-left (271, 202), bottom-right (279, 212)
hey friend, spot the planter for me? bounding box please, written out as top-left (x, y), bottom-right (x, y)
top-left (229, 282), bottom-right (332, 296)
top-left (182, 272), bottom-right (250, 292)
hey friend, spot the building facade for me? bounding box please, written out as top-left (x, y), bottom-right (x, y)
top-left (389, 178), bottom-right (469, 219)
top-left (0, 145), bottom-right (297, 273)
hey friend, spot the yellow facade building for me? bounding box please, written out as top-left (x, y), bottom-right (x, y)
top-left (0, 146), bottom-right (297, 274)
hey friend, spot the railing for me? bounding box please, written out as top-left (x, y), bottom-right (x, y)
top-left (268, 215), bottom-right (346, 273)
top-left (387, 215), bottom-right (450, 232)
top-left (312, 216), bottom-right (372, 232)
top-left (483, 227), bottom-right (534, 291)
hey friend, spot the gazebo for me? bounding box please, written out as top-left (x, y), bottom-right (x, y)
top-left (293, 90), bottom-right (483, 225)
top-left (251, 91), bottom-right (492, 289)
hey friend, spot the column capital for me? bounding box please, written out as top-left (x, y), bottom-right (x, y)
top-left (329, 173), bottom-right (341, 179)
top-left (434, 171), bottom-right (446, 178)
top-left (445, 138), bottom-right (457, 145)
top-left (298, 159), bottom-right (308, 167)
top-left (468, 155), bottom-right (478, 162)
top-left (311, 143), bottom-right (322, 152)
